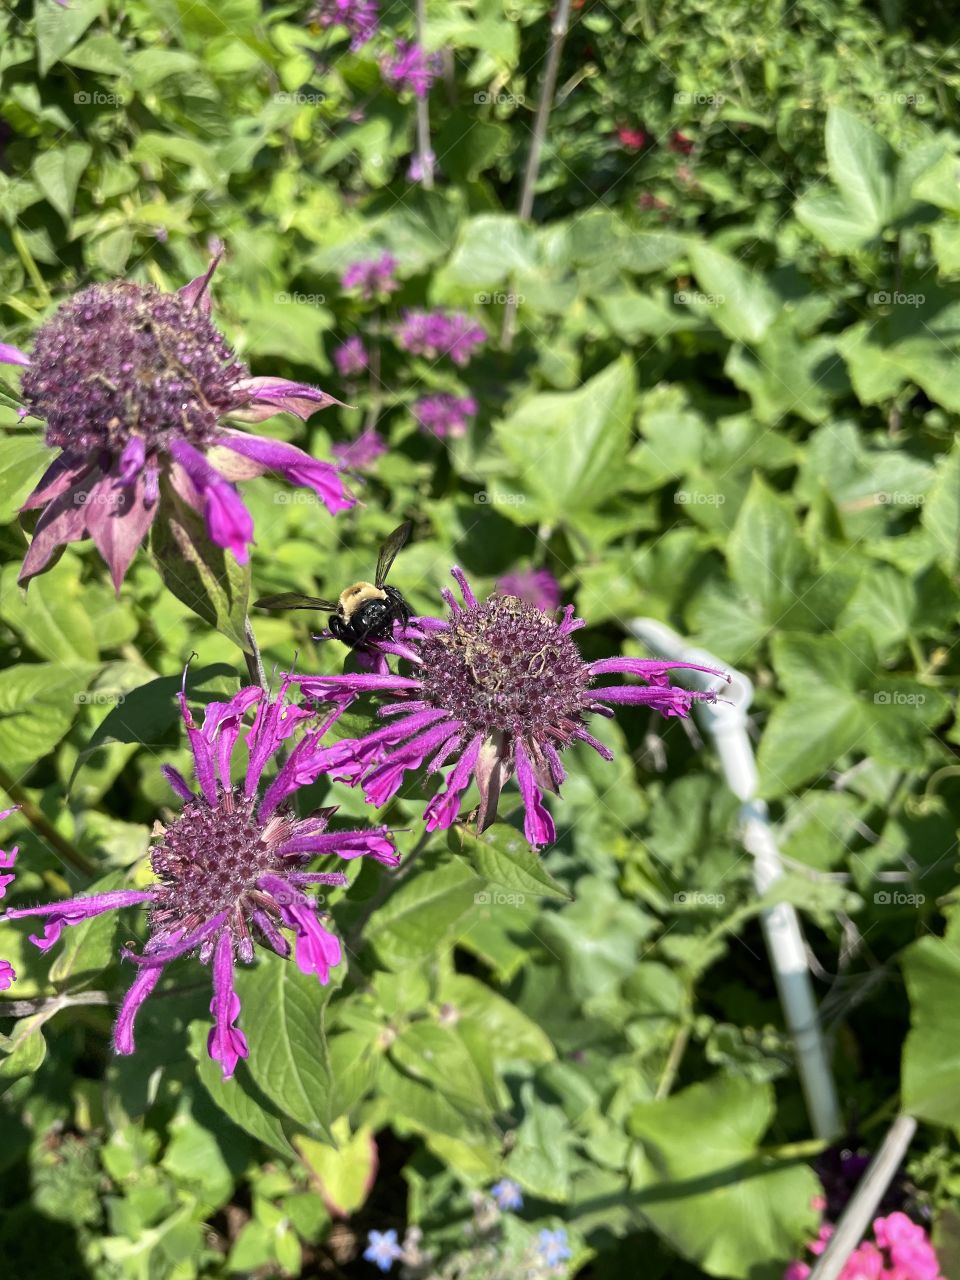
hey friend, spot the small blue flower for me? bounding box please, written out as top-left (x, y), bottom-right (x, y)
top-left (363, 1229), bottom-right (403, 1273)
top-left (490, 1178), bottom-right (524, 1211)
top-left (537, 1228), bottom-right (572, 1268)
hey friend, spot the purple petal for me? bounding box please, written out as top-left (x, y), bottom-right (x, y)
top-left (122, 912), bottom-right (229, 966)
top-left (425, 732), bottom-right (483, 831)
top-left (0, 959), bottom-right (15, 991)
top-left (229, 377), bottom-right (347, 423)
top-left (85, 469), bottom-right (158, 592)
top-left (573, 728), bottom-right (614, 761)
top-left (118, 436), bottom-right (146, 485)
top-left (0, 845), bottom-right (19, 901)
top-left (178, 252), bottom-right (221, 315)
top-left (277, 827), bottom-right (399, 865)
top-left (207, 931), bottom-right (248, 1080)
top-left (450, 566), bottom-right (478, 608)
top-left (5, 889), bottom-right (156, 952)
top-left (201, 686), bottom-right (263, 787)
top-left (114, 965), bottom-right (163, 1055)
top-left (17, 470), bottom-right (101, 585)
top-left (218, 431), bottom-right (355, 515)
top-left (515, 740), bottom-right (555, 849)
top-left (0, 342), bottom-right (30, 366)
top-left (260, 875), bottom-right (342, 983)
top-left (161, 764), bottom-right (195, 801)
top-left (588, 657), bottom-right (729, 686)
top-left (590, 684), bottom-right (719, 717)
top-left (178, 694), bottom-right (219, 807)
top-left (167, 439), bottom-right (254, 563)
top-left (294, 673), bottom-right (423, 698)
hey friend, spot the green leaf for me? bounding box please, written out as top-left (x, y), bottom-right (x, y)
top-left (726, 475), bottom-right (810, 622)
top-left (0, 662), bottom-right (95, 775)
top-left (188, 1023), bottom-right (296, 1157)
top-left (0, 437), bottom-right (52, 521)
top-left (364, 851), bottom-right (483, 970)
top-left (32, 143), bottom-right (92, 222)
top-left (235, 950), bottom-right (335, 1139)
top-left (151, 474), bottom-right (250, 651)
top-left (922, 445), bottom-right (960, 572)
top-left (296, 1118), bottom-right (377, 1217)
top-left (630, 1076), bottom-right (819, 1278)
top-left (450, 822), bottom-right (571, 901)
top-left (504, 1081), bottom-right (573, 1199)
top-left (902, 913), bottom-right (960, 1129)
top-left (488, 358), bottom-right (635, 526)
top-left (824, 107), bottom-right (897, 230)
top-left (0, 562), bottom-right (99, 664)
top-left (35, 0), bottom-right (106, 76)
top-left (687, 244), bottom-right (778, 344)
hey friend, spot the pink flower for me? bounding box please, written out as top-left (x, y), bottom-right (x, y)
top-left (617, 126), bottom-right (648, 150)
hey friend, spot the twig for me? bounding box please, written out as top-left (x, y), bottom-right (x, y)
top-left (0, 763), bottom-right (95, 877)
top-left (0, 990), bottom-right (111, 1018)
top-left (414, 0), bottom-right (434, 190)
top-left (501, 0), bottom-right (573, 348)
top-left (809, 1115), bottom-right (917, 1280)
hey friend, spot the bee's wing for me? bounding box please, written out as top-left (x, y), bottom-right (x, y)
top-left (254, 593), bottom-right (337, 612)
top-left (374, 520), bottom-right (413, 588)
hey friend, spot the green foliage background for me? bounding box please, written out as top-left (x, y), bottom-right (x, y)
top-left (2, 0), bottom-right (960, 1275)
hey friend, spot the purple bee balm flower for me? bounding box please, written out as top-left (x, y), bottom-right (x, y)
top-left (334, 336), bottom-right (370, 378)
top-left (1, 256), bottom-right (353, 590)
top-left (491, 1179), bottom-right (523, 1211)
top-left (331, 428), bottom-right (387, 471)
top-left (287, 570), bottom-right (727, 849)
top-left (310, 0), bottom-right (379, 50)
top-left (363, 1229), bottom-right (403, 1272)
top-left (537, 1228), bottom-right (572, 1267)
top-left (497, 567), bottom-right (562, 612)
top-left (341, 253), bottom-right (399, 300)
top-left (413, 393), bottom-right (477, 439)
top-left (381, 40), bottom-right (441, 99)
top-left (1, 686), bottom-right (397, 1078)
top-left (394, 310), bottom-right (486, 366)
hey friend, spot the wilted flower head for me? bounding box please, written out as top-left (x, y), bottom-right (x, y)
top-left (288, 568), bottom-right (726, 849)
top-left (414, 393), bottom-right (477, 439)
top-left (1, 256), bottom-right (353, 588)
top-left (381, 40), bottom-right (441, 98)
top-left (497, 567), bottom-right (562, 613)
top-left (394, 309), bottom-right (486, 366)
top-left (1, 684), bottom-right (397, 1078)
top-left (331, 427), bottom-right (387, 472)
top-left (341, 253), bottom-right (399, 299)
top-left (334, 335), bottom-right (369, 377)
top-left (310, 0), bottom-right (379, 49)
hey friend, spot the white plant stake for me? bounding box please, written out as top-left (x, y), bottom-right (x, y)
top-left (629, 618), bottom-right (842, 1141)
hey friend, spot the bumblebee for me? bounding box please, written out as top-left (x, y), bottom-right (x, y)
top-left (255, 521), bottom-right (413, 648)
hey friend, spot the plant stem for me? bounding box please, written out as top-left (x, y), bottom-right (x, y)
top-left (414, 0), bottom-right (434, 190)
top-left (501, 0), bottom-right (573, 348)
top-left (244, 617), bottom-right (268, 692)
top-left (0, 763), bottom-right (95, 877)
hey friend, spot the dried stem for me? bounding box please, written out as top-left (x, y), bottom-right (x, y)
top-left (501, 0), bottom-right (573, 348)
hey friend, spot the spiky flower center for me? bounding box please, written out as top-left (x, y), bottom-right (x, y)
top-left (149, 792), bottom-right (291, 932)
top-left (418, 595), bottom-right (592, 738)
top-left (23, 281), bottom-right (248, 455)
